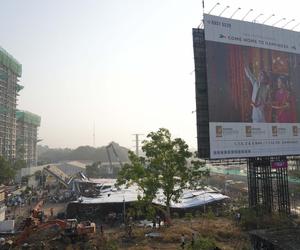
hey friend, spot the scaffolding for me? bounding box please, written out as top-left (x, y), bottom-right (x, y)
top-left (0, 47), bottom-right (22, 77)
top-left (16, 110), bottom-right (41, 167)
top-left (16, 110), bottom-right (41, 127)
top-left (0, 48), bottom-right (22, 160)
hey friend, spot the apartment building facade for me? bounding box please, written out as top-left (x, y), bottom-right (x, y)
top-left (0, 47), bottom-right (22, 160)
top-left (16, 110), bottom-right (41, 167)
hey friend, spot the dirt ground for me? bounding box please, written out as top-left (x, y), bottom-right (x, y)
top-left (11, 216), bottom-right (250, 250)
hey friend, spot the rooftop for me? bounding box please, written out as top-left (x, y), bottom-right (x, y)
top-left (16, 110), bottom-right (41, 127)
top-left (0, 47), bottom-right (22, 77)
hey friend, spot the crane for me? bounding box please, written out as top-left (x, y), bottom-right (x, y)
top-left (106, 142), bottom-right (123, 174)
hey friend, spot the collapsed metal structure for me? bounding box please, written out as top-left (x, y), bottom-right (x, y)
top-left (247, 157), bottom-right (290, 214)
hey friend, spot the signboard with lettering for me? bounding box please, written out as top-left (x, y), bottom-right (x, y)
top-left (203, 14), bottom-right (300, 159)
top-left (271, 161), bottom-right (288, 169)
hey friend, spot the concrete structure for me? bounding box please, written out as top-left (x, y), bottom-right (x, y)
top-left (16, 110), bottom-right (41, 167)
top-left (0, 47), bottom-right (22, 160)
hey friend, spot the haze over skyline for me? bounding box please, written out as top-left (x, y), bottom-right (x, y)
top-left (1, 0), bottom-right (299, 149)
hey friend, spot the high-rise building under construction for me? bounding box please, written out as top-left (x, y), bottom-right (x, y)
top-left (16, 110), bottom-right (41, 167)
top-left (0, 47), bottom-right (22, 160)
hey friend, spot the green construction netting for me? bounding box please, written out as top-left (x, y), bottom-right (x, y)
top-left (0, 47), bottom-right (22, 77)
top-left (16, 84), bottom-right (24, 92)
top-left (0, 69), bottom-right (8, 81)
top-left (0, 105), bottom-right (8, 114)
top-left (16, 110), bottom-right (41, 126)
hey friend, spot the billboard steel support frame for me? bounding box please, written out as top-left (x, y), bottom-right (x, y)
top-left (247, 157), bottom-right (290, 214)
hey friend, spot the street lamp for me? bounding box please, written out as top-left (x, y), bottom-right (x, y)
top-left (230, 8), bottom-right (241, 18)
top-left (273, 18), bottom-right (286, 26)
top-left (219, 6), bottom-right (230, 17)
top-left (253, 13), bottom-right (263, 23)
top-left (123, 192), bottom-right (126, 224)
top-left (242, 9), bottom-right (253, 21)
top-left (263, 14), bottom-right (275, 24)
top-left (282, 19), bottom-right (295, 28)
top-left (292, 22), bottom-right (300, 30)
top-left (208, 2), bottom-right (220, 14)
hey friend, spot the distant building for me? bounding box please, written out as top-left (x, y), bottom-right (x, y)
top-left (0, 47), bottom-right (22, 160)
top-left (16, 110), bottom-right (41, 167)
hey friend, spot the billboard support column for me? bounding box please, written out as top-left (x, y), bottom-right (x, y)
top-left (247, 157), bottom-right (273, 213)
top-left (274, 156), bottom-right (290, 214)
top-left (247, 157), bottom-right (290, 214)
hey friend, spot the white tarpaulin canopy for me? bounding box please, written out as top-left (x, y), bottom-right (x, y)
top-left (72, 181), bottom-right (229, 209)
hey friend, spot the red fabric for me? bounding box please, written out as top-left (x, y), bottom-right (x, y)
top-left (228, 45), bottom-right (251, 122)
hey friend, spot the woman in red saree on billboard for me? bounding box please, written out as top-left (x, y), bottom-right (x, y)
top-left (272, 77), bottom-right (296, 123)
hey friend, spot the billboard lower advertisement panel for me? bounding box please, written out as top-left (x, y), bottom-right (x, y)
top-left (204, 14), bottom-right (300, 159)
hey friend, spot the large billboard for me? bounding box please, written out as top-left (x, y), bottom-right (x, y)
top-left (204, 14), bottom-right (300, 159)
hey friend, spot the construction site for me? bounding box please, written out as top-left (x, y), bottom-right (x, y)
top-left (2, 1), bottom-right (300, 249)
top-left (0, 147), bottom-right (300, 249)
top-left (0, 47), bottom-right (41, 167)
top-left (0, 142), bottom-right (248, 249)
top-left (0, 161), bottom-right (247, 250)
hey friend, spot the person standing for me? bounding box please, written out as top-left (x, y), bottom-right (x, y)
top-left (191, 232), bottom-right (196, 247)
top-left (180, 234), bottom-right (185, 249)
top-left (244, 66), bottom-right (271, 122)
top-left (152, 218), bottom-right (156, 229)
top-left (100, 224), bottom-right (104, 236)
top-left (50, 207), bottom-right (54, 217)
top-left (128, 224), bottom-right (132, 238)
top-left (157, 215), bottom-right (161, 228)
top-left (236, 212), bottom-right (241, 224)
top-left (272, 77), bottom-right (292, 122)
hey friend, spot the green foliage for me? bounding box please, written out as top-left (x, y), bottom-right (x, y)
top-left (37, 142), bottom-right (129, 163)
top-left (0, 156), bottom-right (15, 184)
top-left (194, 211), bottom-right (201, 218)
top-left (13, 159), bottom-right (26, 170)
top-left (185, 212), bottom-right (193, 221)
top-left (117, 128), bottom-right (209, 218)
top-left (102, 239), bottom-right (118, 250)
top-left (187, 236), bottom-right (216, 250)
top-left (203, 208), bottom-right (215, 220)
top-left (133, 197), bottom-right (156, 220)
top-left (172, 212), bottom-right (179, 218)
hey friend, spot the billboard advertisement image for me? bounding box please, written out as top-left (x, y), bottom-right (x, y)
top-left (204, 14), bottom-right (300, 159)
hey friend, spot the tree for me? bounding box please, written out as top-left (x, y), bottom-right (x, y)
top-left (117, 128), bottom-right (209, 219)
top-left (0, 156), bottom-right (16, 185)
top-left (13, 159), bottom-right (26, 170)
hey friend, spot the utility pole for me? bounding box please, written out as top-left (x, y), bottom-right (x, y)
top-left (93, 121), bottom-right (95, 147)
top-left (132, 134), bottom-right (143, 157)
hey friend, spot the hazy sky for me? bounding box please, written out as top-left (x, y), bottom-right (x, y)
top-left (1, 0), bottom-right (299, 149)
